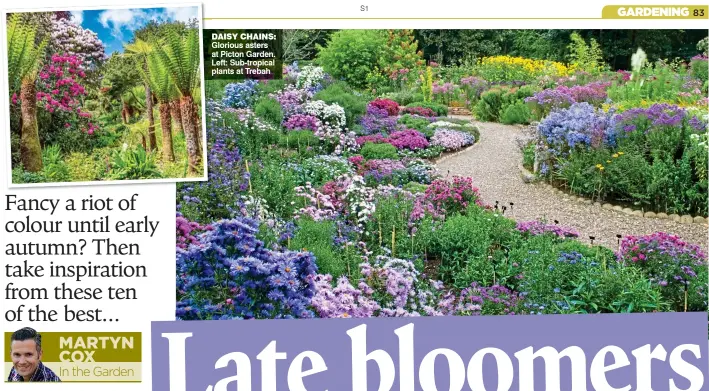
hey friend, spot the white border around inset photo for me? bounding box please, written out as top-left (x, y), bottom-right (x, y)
top-left (1, 2), bottom-right (208, 188)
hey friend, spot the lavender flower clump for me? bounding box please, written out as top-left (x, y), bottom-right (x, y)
top-left (283, 114), bottom-right (321, 131)
top-left (537, 102), bottom-right (616, 155)
top-left (430, 128), bottom-right (475, 151)
top-left (177, 217), bottom-right (319, 320)
top-left (614, 103), bottom-right (691, 130)
top-left (455, 282), bottom-right (523, 316)
top-left (311, 255), bottom-right (455, 318)
top-left (358, 106), bottom-right (400, 135)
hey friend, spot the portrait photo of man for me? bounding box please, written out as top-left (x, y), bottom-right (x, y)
top-left (7, 327), bottom-right (60, 382)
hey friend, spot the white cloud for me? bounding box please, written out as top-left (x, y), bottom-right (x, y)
top-left (96, 7), bottom-right (199, 43)
top-left (98, 8), bottom-right (150, 40)
top-left (165, 7), bottom-right (199, 23)
top-left (70, 11), bottom-right (83, 25)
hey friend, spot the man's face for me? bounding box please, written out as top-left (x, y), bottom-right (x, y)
top-left (10, 340), bottom-right (42, 379)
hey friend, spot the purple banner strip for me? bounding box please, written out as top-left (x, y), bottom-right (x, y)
top-left (152, 312), bottom-right (708, 390)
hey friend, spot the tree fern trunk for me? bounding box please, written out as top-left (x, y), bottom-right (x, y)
top-left (146, 83), bottom-right (157, 151)
top-left (20, 78), bottom-right (42, 172)
top-left (122, 99), bottom-right (129, 124)
top-left (170, 99), bottom-right (183, 134)
top-left (190, 101), bottom-right (202, 163)
top-left (159, 103), bottom-right (174, 162)
top-left (180, 95), bottom-right (199, 176)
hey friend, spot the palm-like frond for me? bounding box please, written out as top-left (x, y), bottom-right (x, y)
top-left (124, 38), bottom-right (153, 82)
top-left (154, 29), bottom-right (200, 96)
top-left (122, 86), bottom-right (147, 110)
top-left (6, 13), bottom-right (47, 91)
top-left (143, 51), bottom-right (174, 102)
top-left (124, 39), bottom-right (153, 57)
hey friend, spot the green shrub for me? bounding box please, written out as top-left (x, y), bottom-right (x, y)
top-left (406, 101), bottom-right (448, 116)
top-left (316, 30), bottom-right (387, 89)
top-left (313, 81), bottom-right (369, 128)
top-left (254, 97), bottom-right (283, 127)
top-left (474, 88), bottom-right (504, 121)
top-left (10, 131), bottom-right (20, 165)
top-left (522, 144), bottom-right (535, 171)
top-left (40, 145), bottom-right (71, 183)
top-left (289, 218), bottom-right (360, 280)
top-left (510, 238), bottom-right (668, 315)
top-left (278, 130), bottom-right (321, 150)
top-left (364, 195), bottom-right (417, 258)
top-left (418, 206), bottom-right (519, 287)
top-left (12, 167), bottom-right (47, 184)
top-left (65, 152), bottom-right (105, 182)
top-left (691, 59), bottom-right (708, 86)
top-left (250, 159), bottom-right (299, 219)
top-left (397, 114), bottom-right (431, 132)
top-left (205, 80), bottom-right (232, 100)
top-left (382, 90), bottom-right (424, 106)
top-left (255, 79), bottom-right (286, 96)
top-left (108, 145), bottom-right (162, 180)
top-left (501, 102), bottom-right (532, 124)
top-left (360, 142), bottom-right (398, 160)
top-left (475, 86), bottom-right (537, 123)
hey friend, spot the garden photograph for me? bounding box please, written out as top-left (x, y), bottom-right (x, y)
top-left (5, 6), bottom-right (206, 185)
top-left (175, 29), bottom-right (708, 322)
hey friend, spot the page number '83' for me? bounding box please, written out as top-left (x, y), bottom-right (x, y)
top-left (360, 5), bottom-right (368, 11)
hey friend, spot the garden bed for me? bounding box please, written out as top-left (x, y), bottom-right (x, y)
top-left (175, 29), bottom-right (708, 323)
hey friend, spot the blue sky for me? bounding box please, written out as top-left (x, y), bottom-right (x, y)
top-left (69, 7), bottom-right (199, 55)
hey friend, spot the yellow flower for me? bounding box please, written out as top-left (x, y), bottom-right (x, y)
top-left (596, 164), bottom-right (605, 170)
top-left (606, 160), bottom-right (612, 163)
top-left (612, 153), bottom-right (619, 158)
top-left (618, 151), bottom-right (624, 155)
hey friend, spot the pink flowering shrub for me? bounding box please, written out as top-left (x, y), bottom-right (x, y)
top-left (356, 134), bottom-right (389, 146)
top-left (283, 114), bottom-right (321, 131)
top-left (30, 54), bottom-right (98, 134)
top-left (387, 129), bottom-right (429, 150)
top-left (401, 106), bottom-right (436, 117)
top-left (176, 215), bottom-right (212, 250)
top-left (411, 176), bottom-right (484, 220)
top-left (618, 232), bottom-right (707, 311)
top-left (368, 98), bottom-right (400, 116)
top-left (294, 182), bottom-right (339, 221)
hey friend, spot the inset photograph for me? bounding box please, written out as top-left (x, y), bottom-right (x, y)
top-left (4, 4), bottom-right (207, 186)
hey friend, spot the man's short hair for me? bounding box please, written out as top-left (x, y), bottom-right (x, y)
top-left (11, 327), bottom-right (42, 353)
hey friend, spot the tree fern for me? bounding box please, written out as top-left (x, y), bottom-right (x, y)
top-left (6, 13), bottom-right (47, 92)
top-left (144, 51), bottom-right (173, 102)
top-left (154, 29), bottom-right (200, 96)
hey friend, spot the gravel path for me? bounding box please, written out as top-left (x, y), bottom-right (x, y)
top-left (435, 119), bottom-right (709, 251)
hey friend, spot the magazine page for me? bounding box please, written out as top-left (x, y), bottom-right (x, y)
top-left (1, 1), bottom-right (707, 390)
